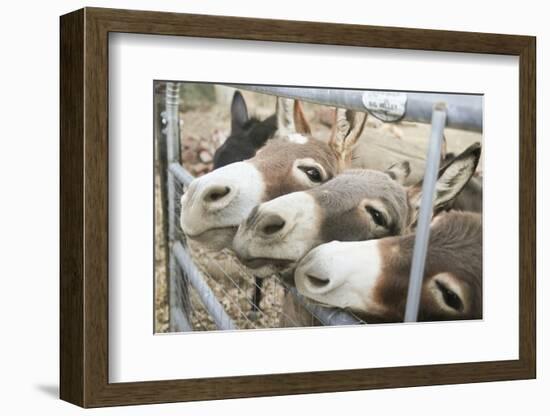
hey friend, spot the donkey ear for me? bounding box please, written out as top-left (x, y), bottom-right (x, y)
top-left (275, 97), bottom-right (296, 137)
top-left (329, 108), bottom-right (367, 162)
top-left (409, 142), bottom-right (482, 214)
top-left (293, 101), bottom-right (312, 135)
top-left (385, 161), bottom-right (411, 185)
top-left (230, 91), bottom-right (249, 133)
top-left (440, 134), bottom-right (448, 165)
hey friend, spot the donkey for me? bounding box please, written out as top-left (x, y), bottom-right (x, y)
top-left (232, 143), bottom-right (482, 279)
top-left (294, 210), bottom-right (482, 322)
top-left (181, 104), bottom-right (367, 314)
top-left (180, 105), bottom-right (367, 251)
top-left (212, 91), bottom-right (278, 168)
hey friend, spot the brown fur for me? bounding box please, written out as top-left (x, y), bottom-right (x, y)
top-left (329, 108), bottom-right (368, 171)
top-left (312, 169), bottom-right (411, 242)
top-left (293, 101), bottom-right (312, 135)
top-left (251, 139), bottom-right (341, 201)
top-left (370, 211), bottom-right (482, 322)
top-left (248, 106), bottom-right (367, 200)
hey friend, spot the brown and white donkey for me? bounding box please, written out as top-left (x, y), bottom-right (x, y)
top-left (294, 210), bottom-right (482, 323)
top-left (180, 104), bottom-right (367, 251)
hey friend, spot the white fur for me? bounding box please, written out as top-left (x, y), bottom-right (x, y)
top-left (287, 133), bottom-right (308, 144)
top-left (295, 240), bottom-right (382, 312)
top-left (180, 161), bottom-right (264, 243)
top-left (233, 192), bottom-right (321, 265)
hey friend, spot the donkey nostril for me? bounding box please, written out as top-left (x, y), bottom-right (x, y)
top-left (204, 186), bottom-right (231, 203)
top-left (306, 273), bottom-right (330, 289)
top-left (261, 215), bottom-right (286, 236)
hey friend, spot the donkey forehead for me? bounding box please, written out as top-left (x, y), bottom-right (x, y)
top-left (309, 170), bottom-right (409, 211)
top-left (251, 138), bottom-right (338, 170)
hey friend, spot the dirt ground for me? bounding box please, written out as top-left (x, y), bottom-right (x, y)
top-left (154, 85), bottom-right (482, 332)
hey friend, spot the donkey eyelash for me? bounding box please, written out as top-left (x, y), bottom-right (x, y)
top-left (365, 206), bottom-right (388, 228)
top-left (435, 280), bottom-right (464, 312)
top-left (297, 165), bottom-right (324, 183)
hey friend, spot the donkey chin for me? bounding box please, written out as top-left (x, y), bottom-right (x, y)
top-left (237, 256), bottom-right (296, 278)
top-left (183, 226), bottom-right (238, 252)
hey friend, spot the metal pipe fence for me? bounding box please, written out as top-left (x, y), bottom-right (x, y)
top-left (235, 84), bottom-right (480, 131)
top-left (160, 82), bottom-right (450, 331)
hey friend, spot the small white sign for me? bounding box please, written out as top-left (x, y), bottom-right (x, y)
top-left (362, 91), bottom-right (407, 122)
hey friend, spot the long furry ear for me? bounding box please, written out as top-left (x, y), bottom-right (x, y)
top-left (230, 91), bottom-right (249, 133)
top-left (408, 142), bottom-right (482, 221)
top-left (275, 97), bottom-right (296, 137)
top-left (385, 161), bottom-right (411, 185)
top-left (293, 101), bottom-right (312, 135)
top-left (329, 108), bottom-right (367, 165)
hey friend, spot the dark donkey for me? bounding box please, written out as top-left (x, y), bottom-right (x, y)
top-left (213, 90), bottom-right (277, 168)
top-left (211, 90), bottom-right (277, 315)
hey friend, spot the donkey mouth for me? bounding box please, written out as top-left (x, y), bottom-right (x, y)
top-left (184, 225), bottom-right (238, 240)
top-left (240, 257), bottom-right (294, 270)
top-left (184, 226), bottom-right (239, 251)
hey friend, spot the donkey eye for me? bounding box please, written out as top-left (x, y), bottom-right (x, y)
top-left (435, 280), bottom-right (463, 311)
top-left (299, 166), bottom-right (322, 183)
top-left (366, 207), bottom-right (387, 227)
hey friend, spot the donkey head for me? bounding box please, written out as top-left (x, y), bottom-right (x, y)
top-left (212, 91), bottom-right (277, 169)
top-left (294, 211), bottom-right (482, 323)
top-left (232, 143), bottom-right (481, 275)
top-left (180, 103), bottom-right (367, 250)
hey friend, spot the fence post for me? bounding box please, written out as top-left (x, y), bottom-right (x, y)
top-left (404, 103), bottom-right (447, 322)
top-left (164, 82), bottom-right (192, 332)
top-left (155, 84), bottom-right (170, 332)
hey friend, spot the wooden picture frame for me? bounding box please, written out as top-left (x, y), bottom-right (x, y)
top-left (60, 7), bottom-right (536, 408)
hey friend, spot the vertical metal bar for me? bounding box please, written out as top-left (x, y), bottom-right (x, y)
top-left (154, 84), bottom-right (171, 333)
top-left (164, 82), bottom-right (190, 331)
top-left (165, 82), bottom-right (180, 241)
top-left (404, 103), bottom-right (447, 322)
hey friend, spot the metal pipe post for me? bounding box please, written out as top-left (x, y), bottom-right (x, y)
top-left (288, 287), bottom-right (363, 326)
top-left (164, 82), bottom-right (190, 332)
top-left (404, 103), bottom-right (447, 322)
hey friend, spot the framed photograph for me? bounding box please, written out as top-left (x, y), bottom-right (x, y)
top-left (60, 7), bottom-right (536, 408)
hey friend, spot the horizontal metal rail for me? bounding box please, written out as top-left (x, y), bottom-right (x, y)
top-left (169, 162), bottom-right (194, 187)
top-left (234, 84), bottom-right (482, 132)
top-left (173, 241), bottom-right (237, 330)
top-left (287, 287), bottom-right (363, 326)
